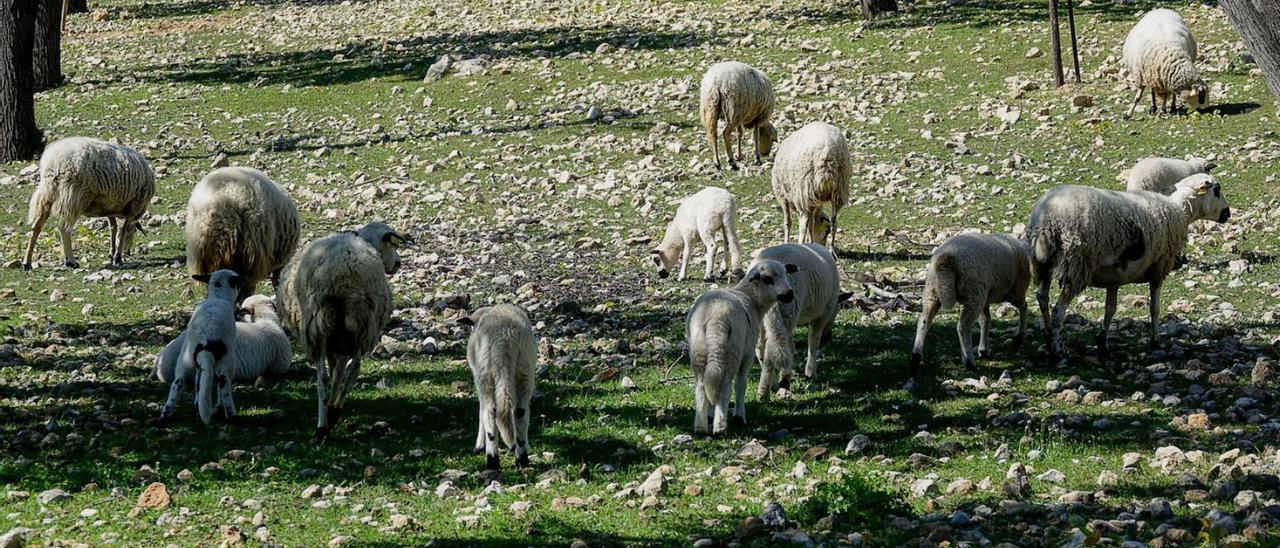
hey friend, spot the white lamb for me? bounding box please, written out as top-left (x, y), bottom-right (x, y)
top-left (1123, 8), bottom-right (1208, 117)
top-left (159, 269), bottom-right (243, 425)
top-left (771, 121), bottom-right (851, 252)
top-left (23, 137), bottom-right (155, 270)
top-left (459, 304), bottom-right (537, 471)
top-left (1027, 175), bottom-right (1230, 364)
top-left (155, 295), bottom-right (293, 386)
top-left (1125, 156), bottom-right (1215, 194)
top-left (186, 167), bottom-right (301, 301)
top-left (687, 259), bottom-right (796, 435)
top-left (753, 243), bottom-right (843, 399)
top-left (909, 233), bottom-right (1031, 375)
top-left (699, 61), bottom-right (778, 170)
top-left (650, 187), bottom-right (744, 282)
top-left (277, 222), bottom-right (409, 441)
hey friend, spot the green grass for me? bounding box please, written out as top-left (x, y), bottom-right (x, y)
top-left (1, 0), bottom-right (1278, 545)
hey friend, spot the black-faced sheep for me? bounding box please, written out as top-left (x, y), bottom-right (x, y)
top-left (459, 304), bottom-right (537, 471)
top-left (650, 187), bottom-right (743, 282)
top-left (771, 122), bottom-right (851, 252)
top-left (699, 61), bottom-right (777, 170)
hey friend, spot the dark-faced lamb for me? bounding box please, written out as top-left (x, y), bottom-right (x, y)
top-left (159, 269), bottom-right (244, 425)
top-left (649, 187), bottom-right (743, 282)
top-left (459, 304), bottom-right (537, 471)
top-left (753, 243), bottom-right (842, 399)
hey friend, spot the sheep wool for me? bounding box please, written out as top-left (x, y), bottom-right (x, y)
top-left (753, 243), bottom-right (842, 399)
top-left (24, 137), bottom-right (155, 270)
top-left (160, 269), bottom-right (244, 425)
top-left (650, 187), bottom-right (743, 282)
top-left (155, 295), bottom-right (293, 386)
top-left (1123, 8), bottom-right (1207, 116)
top-left (1125, 156), bottom-right (1215, 194)
top-left (462, 304), bottom-right (537, 471)
top-left (771, 121), bottom-right (851, 251)
top-left (699, 61), bottom-right (777, 170)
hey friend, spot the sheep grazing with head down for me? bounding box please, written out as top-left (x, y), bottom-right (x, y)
top-left (159, 269), bottom-right (243, 425)
top-left (650, 187), bottom-right (744, 282)
top-left (23, 137), bottom-right (155, 270)
top-left (1125, 156), bottom-right (1216, 194)
top-left (909, 233), bottom-right (1031, 375)
top-left (155, 295), bottom-right (293, 387)
top-left (460, 304), bottom-right (537, 471)
top-left (277, 222), bottom-right (410, 441)
top-left (699, 61), bottom-right (777, 170)
top-left (1123, 8), bottom-right (1208, 116)
top-left (753, 243), bottom-right (843, 399)
top-left (771, 121), bottom-right (851, 252)
top-left (186, 167), bottom-right (301, 302)
top-left (686, 259), bottom-right (796, 435)
top-left (1028, 174), bottom-right (1230, 364)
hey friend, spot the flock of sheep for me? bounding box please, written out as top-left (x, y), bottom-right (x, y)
top-left (16, 8), bottom-right (1229, 470)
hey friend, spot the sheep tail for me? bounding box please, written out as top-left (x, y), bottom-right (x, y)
top-left (492, 356), bottom-right (519, 450)
top-left (26, 178), bottom-right (52, 227)
top-left (929, 251), bottom-right (959, 310)
top-left (194, 341), bottom-right (225, 425)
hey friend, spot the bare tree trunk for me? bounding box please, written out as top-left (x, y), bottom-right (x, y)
top-left (0, 0), bottom-right (44, 162)
top-left (33, 0), bottom-right (62, 91)
top-left (65, 0), bottom-right (84, 14)
top-left (860, 0), bottom-right (898, 21)
top-left (1048, 0), bottom-right (1065, 87)
top-left (1221, 0), bottom-right (1280, 101)
top-left (1067, 0), bottom-right (1081, 83)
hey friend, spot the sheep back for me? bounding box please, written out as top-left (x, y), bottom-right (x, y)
top-left (185, 167), bottom-right (301, 291)
top-left (771, 122), bottom-right (851, 213)
top-left (926, 233), bottom-right (1030, 310)
top-left (278, 232), bottom-right (392, 361)
top-left (30, 137), bottom-right (155, 225)
top-left (699, 61), bottom-right (775, 131)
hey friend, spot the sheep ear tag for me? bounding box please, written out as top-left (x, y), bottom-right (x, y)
top-left (1195, 186), bottom-right (1209, 196)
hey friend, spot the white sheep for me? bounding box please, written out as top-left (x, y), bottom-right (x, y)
top-left (699, 61), bottom-right (777, 170)
top-left (155, 295), bottom-right (293, 386)
top-left (753, 243), bottom-right (843, 399)
top-left (160, 269), bottom-right (244, 425)
top-left (1123, 8), bottom-right (1208, 117)
top-left (186, 167), bottom-right (301, 301)
top-left (1125, 156), bottom-right (1215, 194)
top-left (649, 187), bottom-right (744, 282)
top-left (277, 222), bottom-right (409, 440)
top-left (1027, 175), bottom-right (1230, 364)
top-left (23, 137), bottom-right (155, 270)
top-left (687, 259), bottom-right (796, 435)
top-left (771, 121), bottom-right (851, 252)
top-left (459, 304), bottom-right (537, 471)
top-left (909, 233), bottom-right (1031, 375)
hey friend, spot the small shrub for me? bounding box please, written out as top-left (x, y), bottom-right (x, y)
top-left (796, 470), bottom-right (913, 532)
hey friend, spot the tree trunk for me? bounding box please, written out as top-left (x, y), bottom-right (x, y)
top-left (33, 0), bottom-right (62, 91)
top-left (1221, 0), bottom-right (1280, 101)
top-left (1048, 0), bottom-right (1065, 87)
top-left (1066, 0), bottom-right (1081, 83)
top-left (860, 0), bottom-right (898, 21)
top-left (65, 0), bottom-right (84, 14)
top-left (0, 0), bottom-right (43, 163)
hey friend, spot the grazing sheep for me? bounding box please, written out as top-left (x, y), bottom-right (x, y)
top-left (771, 121), bottom-right (851, 252)
top-left (155, 295), bottom-right (293, 386)
top-left (753, 243), bottom-right (842, 399)
top-left (908, 233), bottom-right (1031, 375)
top-left (650, 187), bottom-right (744, 282)
top-left (1123, 8), bottom-right (1208, 117)
top-left (459, 304), bottom-right (537, 471)
top-left (1125, 156), bottom-right (1216, 194)
top-left (23, 137), bottom-right (155, 270)
top-left (277, 222), bottom-right (409, 441)
top-left (186, 167), bottom-right (301, 302)
top-left (1028, 175), bottom-right (1230, 364)
top-left (699, 61), bottom-right (777, 170)
top-left (687, 259), bottom-right (796, 435)
top-left (160, 269), bottom-right (243, 425)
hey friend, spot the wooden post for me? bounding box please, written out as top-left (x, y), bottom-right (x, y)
top-left (61, 0), bottom-right (68, 31)
top-left (1049, 0), bottom-right (1065, 87)
top-left (1067, 0), bottom-right (1082, 83)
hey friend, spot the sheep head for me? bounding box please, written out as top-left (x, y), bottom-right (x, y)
top-left (649, 248), bottom-right (679, 279)
top-left (356, 222), bottom-right (411, 275)
top-left (1173, 174), bottom-right (1230, 223)
top-left (1182, 81), bottom-right (1208, 111)
top-left (240, 294), bottom-right (276, 322)
top-left (192, 269), bottom-right (243, 301)
top-left (739, 259), bottom-right (797, 307)
top-left (755, 123), bottom-right (777, 158)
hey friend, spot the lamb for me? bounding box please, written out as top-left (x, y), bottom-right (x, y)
top-left (23, 137), bottom-right (155, 270)
top-left (699, 61), bottom-right (778, 170)
top-left (185, 167), bottom-right (301, 301)
top-left (1123, 8), bottom-right (1208, 117)
top-left (686, 259), bottom-right (796, 435)
top-left (753, 243), bottom-right (843, 399)
top-left (1125, 156), bottom-right (1216, 194)
top-left (277, 222), bottom-right (410, 441)
top-left (650, 187), bottom-right (744, 282)
top-left (159, 269), bottom-right (243, 425)
top-left (1027, 175), bottom-right (1230, 364)
top-left (459, 304), bottom-right (537, 471)
top-left (771, 121), bottom-right (851, 252)
top-left (908, 233), bottom-right (1031, 375)
top-left (155, 295), bottom-right (293, 386)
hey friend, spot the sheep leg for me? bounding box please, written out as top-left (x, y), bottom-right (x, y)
top-left (693, 374), bottom-right (709, 435)
top-left (23, 208), bottom-right (50, 270)
top-left (216, 368), bottom-right (236, 421)
top-left (481, 399), bottom-right (500, 471)
top-left (1126, 86), bottom-right (1145, 118)
top-left (1011, 296), bottom-right (1028, 350)
top-left (796, 210), bottom-right (811, 244)
top-left (722, 124), bottom-right (738, 170)
top-left (1170, 94), bottom-right (1178, 114)
top-left (1147, 281), bottom-right (1163, 348)
top-left (805, 314), bottom-right (829, 379)
top-left (515, 390), bottom-right (532, 468)
top-left (731, 354), bottom-right (749, 427)
top-left (1049, 285), bottom-right (1082, 367)
top-left (1035, 276), bottom-right (1055, 365)
top-left (312, 353), bottom-right (330, 441)
top-left (722, 212), bottom-right (743, 278)
top-left (910, 295), bottom-right (941, 376)
top-left (735, 128), bottom-right (743, 162)
top-left (957, 302), bottom-right (981, 371)
top-left (473, 395), bottom-right (487, 454)
top-left (701, 237), bottom-right (717, 282)
top-left (107, 218), bottom-right (119, 265)
top-left (713, 371), bottom-right (731, 435)
top-left (1149, 89), bottom-right (1158, 114)
top-left (677, 233), bottom-right (693, 281)
top-left (781, 205), bottom-right (792, 243)
top-left (1097, 286), bottom-right (1118, 357)
top-left (977, 305), bottom-right (991, 359)
top-left (756, 334), bottom-right (775, 401)
top-left (707, 117), bottom-right (721, 170)
top-left (159, 373), bottom-right (186, 423)
top-left (56, 220), bottom-right (79, 269)
top-left (829, 205), bottom-right (841, 254)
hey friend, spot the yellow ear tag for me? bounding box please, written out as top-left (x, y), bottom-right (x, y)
top-left (1195, 187), bottom-right (1209, 196)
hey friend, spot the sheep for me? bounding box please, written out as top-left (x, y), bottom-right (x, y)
top-left (686, 259), bottom-right (796, 435)
top-left (1125, 156), bottom-right (1216, 194)
top-left (650, 187), bottom-right (744, 282)
top-left (23, 137), bottom-right (155, 270)
top-left (185, 167), bottom-right (301, 302)
top-left (155, 295), bottom-right (293, 386)
top-left (1027, 174), bottom-right (1230, 364)
top-left (277, 222), bottom-right (410, 441)
top-left (159, 269), bottom-right (243, 425)
top-left (1123, 8), bottom-right (1208, 117)
top-left (771, 121), bottom-right (851, 252)
top-left (459, 304), bottom-right (537, 471)
top-left (753, 243), bottom-right (843, 399)
top-left (699, 61), bottom-right (778, 170)
top-left (908, 233), bottom-right (1031, 375)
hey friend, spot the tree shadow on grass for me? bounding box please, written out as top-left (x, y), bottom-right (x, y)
top-left (114, 0), bottom-right (379, 20)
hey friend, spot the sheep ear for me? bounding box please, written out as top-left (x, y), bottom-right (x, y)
top-left (383, 231), bottom-right (411, 246)
top-left (1204, 162), bottom-right (1217, 172)
top-left (456, 315), bottom-right (475, 326)
top-left (785, 264), bottom-right (799, 274)
top-left (191, 274), bottom-right (211, 284)
top-left (838, 291), bottom-right (855, 302)
top-left (228, 275), bottom-right (243, 289)
top-left (748, 271), bottom-right (761, 282)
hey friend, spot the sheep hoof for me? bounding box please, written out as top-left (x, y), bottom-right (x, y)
top-left (1010, 334), bottom-right (1025, 350)
top-left (778, 376), bottom-right (791, 390)
top-left (703, 275), bottom-right (715, 283)
top-left (473, 445), bottom-right (485, 455)
top-left (64, 259), bottom-right (80, 269)
top-left (908, 352), bottom-right (922, 376)
top-left (516, 454), bottom-right (530, 468)
top-left (964, 359), bottom-right (978, 372)
top-left (20, 263), bottom-right (31, 272)
top-left (326, 406), bottom-right (343, 429)
top-left (730, 415), bottom-right (746, 428)
top-left (485, 454), bottom-right (501, 471)
top-left (977, 349), bottom-right (990, 360)
top-left (312, 427), bottom-right (330, 443)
